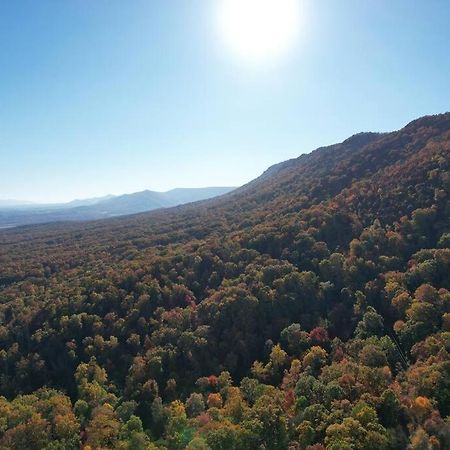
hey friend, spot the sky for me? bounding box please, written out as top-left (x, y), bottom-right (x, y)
top-left (1, 0), bottom-right (450, 203)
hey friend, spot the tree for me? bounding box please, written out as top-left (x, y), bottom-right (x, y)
top-left (354, 307), bottom-right (384, 339)
top-left (186, 393), bottom-right (205, 418)
top-left (85, 404), bottom-right (120, 449)
top-left (302, 347), bottom-right (328, 375)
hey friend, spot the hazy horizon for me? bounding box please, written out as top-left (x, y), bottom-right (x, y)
top-left (1, 0), bottom-right (450, 203)
top-left (0, 185), bottom-right (239, 206)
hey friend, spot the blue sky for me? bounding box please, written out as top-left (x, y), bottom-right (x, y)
top-left (1, 0), bottom-right (449, 203)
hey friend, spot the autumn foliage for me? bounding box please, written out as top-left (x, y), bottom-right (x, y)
top-left (0, 113), bottom-right (450, 448)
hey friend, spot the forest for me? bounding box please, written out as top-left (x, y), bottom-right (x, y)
top-left (0, 113), bottom-right (449, 449)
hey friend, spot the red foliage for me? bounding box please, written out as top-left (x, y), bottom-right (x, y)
top-left (309, 327), bottom-right (329, 345)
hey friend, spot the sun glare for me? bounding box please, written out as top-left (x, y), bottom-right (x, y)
top-left (217, 0), bottom-right (301, 65)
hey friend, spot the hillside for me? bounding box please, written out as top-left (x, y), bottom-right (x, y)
top-left (0, 113), bottom-right (449, 449)
top-left (0, 186), bottom-right (235, 228)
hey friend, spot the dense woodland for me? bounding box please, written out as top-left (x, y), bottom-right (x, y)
top-left (0, 113), bottom-right (450, 449)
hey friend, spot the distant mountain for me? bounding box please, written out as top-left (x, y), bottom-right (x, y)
top-left (0, 196), bottom-right (115, 211)
top-left (87, 187), bottom-right (236, 216)
top-left (163, 187), bottom-right (236, 205)
top-left (61, 195), bottom-right (117, 208)
top-left (0, 186), bottom-right (235, 228)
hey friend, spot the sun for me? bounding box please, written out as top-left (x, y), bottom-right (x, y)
top-left (217, 0), bottom-right (301, 65)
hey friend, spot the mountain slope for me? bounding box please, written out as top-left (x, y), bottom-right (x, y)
top-left (0, 113), bottom-right (449, 449)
